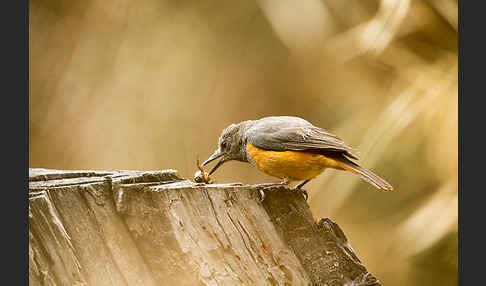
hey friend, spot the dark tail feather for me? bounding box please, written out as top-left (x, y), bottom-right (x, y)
top-left (337, 157), bottom-right (393, 191)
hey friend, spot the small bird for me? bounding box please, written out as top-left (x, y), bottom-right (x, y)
top-left (202, 116), bottom-right (393, 199)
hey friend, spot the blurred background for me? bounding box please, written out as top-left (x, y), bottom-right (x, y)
top-left (29, 0), bottom-right (457, 285)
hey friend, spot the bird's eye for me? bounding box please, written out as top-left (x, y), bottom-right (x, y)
top-left (221, 141), bottom-right (228, 150)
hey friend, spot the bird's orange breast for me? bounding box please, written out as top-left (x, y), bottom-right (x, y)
top-left (246, 142), bottom-right (343, 181)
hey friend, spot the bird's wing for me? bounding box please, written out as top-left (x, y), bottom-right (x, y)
top-left (245, 116), bottom-right (360, 160)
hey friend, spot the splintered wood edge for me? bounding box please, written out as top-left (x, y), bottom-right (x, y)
top-left (29, 168), bottom-right (182, 190)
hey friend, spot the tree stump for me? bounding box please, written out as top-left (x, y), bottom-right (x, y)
top-left (28, 168), bottom-right (381, 286)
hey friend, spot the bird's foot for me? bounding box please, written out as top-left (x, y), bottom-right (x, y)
top-left (251, 181), bottom-right (288, 189)
top-left (291, 187), bottom-right (308, 201)
top-left (252, 180), bottom-right (290, 202)
top-left (258, 188), bottom-right (266, 202)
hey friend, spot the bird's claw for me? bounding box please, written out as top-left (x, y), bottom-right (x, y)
top-left (256, 184), bottom-right (307, 202)
top-left (301, 189), bottom-right (308, 201)
top-left (258, 188), bottom-right (266, 202)
top-left (292, 188), bottom-right (308, 201)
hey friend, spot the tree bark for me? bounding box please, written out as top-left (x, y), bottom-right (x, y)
top-left (29, 168), bottom-right (381, 286)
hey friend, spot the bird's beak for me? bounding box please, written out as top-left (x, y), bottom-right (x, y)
top-left (202, 149), bottom-right (226, 175)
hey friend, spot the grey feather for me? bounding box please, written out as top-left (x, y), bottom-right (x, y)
top-left (245, 116), bottom-right (360, 160)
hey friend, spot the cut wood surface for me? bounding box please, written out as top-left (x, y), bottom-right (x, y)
top-left (29, 168), bottom-right (381, 286)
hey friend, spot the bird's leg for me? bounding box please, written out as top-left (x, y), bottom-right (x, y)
top-left (292, 180), bottom-right (310, 201)
top-left (253, 179), bottom-right (290, 202)
top-left (293, 179), bottom-right (310, 189)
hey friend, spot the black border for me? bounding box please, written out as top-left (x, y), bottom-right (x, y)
top-left (458, 1), bottom-right (482, 285)
top-left (3, 0), bottom-right (29, 284)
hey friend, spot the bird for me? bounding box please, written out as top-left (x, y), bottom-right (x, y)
top-left (201, 116), bottom-right (393, 200)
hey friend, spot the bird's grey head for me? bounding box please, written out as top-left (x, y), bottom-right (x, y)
top-left (202, 122), bottom-right (251, 175)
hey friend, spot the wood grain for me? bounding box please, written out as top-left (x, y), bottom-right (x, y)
top-left (29, 168), bottom-right (380, 286)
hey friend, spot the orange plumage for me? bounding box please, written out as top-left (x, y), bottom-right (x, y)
top-left (247, 142), bottom-right (345, 181)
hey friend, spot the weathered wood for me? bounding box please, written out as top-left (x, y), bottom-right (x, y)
top-left (29, 191), bottom-right (88, 286)
top-left (29, 168), bottom-right (381, 286)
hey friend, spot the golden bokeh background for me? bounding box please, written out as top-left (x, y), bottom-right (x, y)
top-left (29, 0), bottom-right (457, 285)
